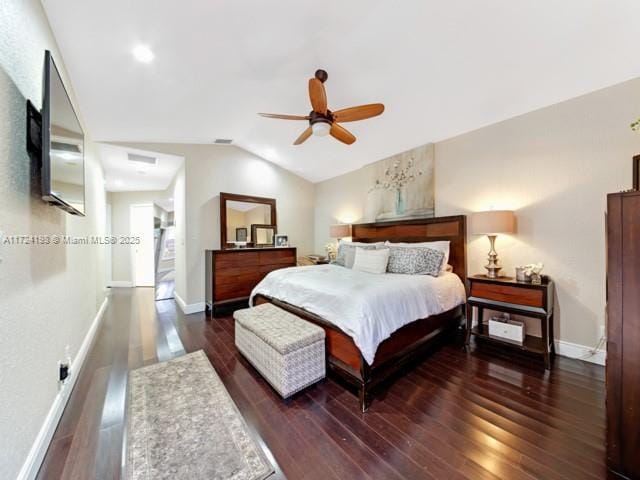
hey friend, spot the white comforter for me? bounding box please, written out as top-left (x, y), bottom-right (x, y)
top-left (250, 264), bottom-right (466, 365)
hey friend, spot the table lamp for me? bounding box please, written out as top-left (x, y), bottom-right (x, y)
top-left (329, 224), bottom-right (351, 241)
top-left (469, 210), bottom-right (516, 278)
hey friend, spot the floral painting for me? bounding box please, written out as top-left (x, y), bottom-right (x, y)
top-left (363, 143), bottom-right (435, 221)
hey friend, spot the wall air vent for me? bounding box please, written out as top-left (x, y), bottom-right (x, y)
top-left (51, 141), bottom-right (81, 154)
top-left (127, 153), bottom-right (157, 165)
top-left (213, 139), bottom-right (233, 145)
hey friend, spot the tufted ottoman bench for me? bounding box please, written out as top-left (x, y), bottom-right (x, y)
top-left (234, 303), bottom-right (326, 399)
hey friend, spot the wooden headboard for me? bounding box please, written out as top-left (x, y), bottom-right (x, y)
top-left (351, 215), bottom-right (467, 285)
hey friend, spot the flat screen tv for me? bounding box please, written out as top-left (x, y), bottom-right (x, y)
top-left (28, 50), bottom-right (85, 216)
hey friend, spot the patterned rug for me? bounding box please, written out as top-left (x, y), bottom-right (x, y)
top-left (126, 350), bottom-right (274, 480)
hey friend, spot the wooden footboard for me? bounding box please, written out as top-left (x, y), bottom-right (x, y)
top-left (253, 293), bottom-right (463, 411)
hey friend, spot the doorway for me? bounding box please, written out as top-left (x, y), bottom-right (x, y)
top-left (153, 199), bottom-right (175, 300)
top-left (130, 204), bottom-right (155, 287)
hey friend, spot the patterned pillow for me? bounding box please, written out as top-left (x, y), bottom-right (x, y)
top-left (387, 247), bottom-right (445, 276)
top-left (334, 242), bottom-right (383, 268)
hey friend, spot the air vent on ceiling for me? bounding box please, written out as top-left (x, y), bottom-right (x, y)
top-left (127, 153), bottom-right (157, 165)
top-left (213, 138), bottom-right (233, 145)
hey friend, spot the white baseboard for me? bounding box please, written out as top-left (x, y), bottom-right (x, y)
top-left (17, 296), bottom-right (109, 480)
top-left (108, 280), bottom-right (133, 288)
top-left (555, 339), bottom-right (606, 366)
top-left (174, 292), bottom-right (205, 314)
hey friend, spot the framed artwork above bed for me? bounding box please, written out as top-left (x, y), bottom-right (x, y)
top-left (364, 143), bottom-right (435, 221)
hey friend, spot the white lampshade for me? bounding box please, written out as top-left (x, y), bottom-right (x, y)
top-left (470, 210), bottom-right (516, 235)
top-left (312, 122), bottom-right (331, 136)
top-left (329, 224), bottom-right (351, 238)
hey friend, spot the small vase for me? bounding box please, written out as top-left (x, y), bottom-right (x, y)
top-left (395, 189), bottom-right (405, 215)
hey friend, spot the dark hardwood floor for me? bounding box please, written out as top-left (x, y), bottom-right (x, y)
top-left (38, 288), bottom-right (609, 480)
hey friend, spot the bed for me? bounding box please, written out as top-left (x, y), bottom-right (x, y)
top-left (252, 215), bottom-right (468, 411)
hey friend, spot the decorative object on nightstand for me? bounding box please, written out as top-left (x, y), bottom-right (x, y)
top-left (469, 210), bottom-right (516, 278)
top-left (465, 274), bottom-right (555, 369)
top-left (515, 263), bottom-right (544, 284)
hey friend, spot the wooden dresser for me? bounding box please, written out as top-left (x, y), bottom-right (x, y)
top-left (205, 247), bottom-right (296, 316)
top-left (606, 190), bottom-right (640, 479)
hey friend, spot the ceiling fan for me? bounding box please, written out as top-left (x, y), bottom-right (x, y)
top-left (258, 69), bottom-right (384, 145)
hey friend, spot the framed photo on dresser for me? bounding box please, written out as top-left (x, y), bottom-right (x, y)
top-left (274, 234), bottom-right (289, 247)
top-left (633, 155), bottom-right (639, 190)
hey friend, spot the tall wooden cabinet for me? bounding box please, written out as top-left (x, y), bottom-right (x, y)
top-left (606, 190), bottom-right (640, 479)
top-left (205, 247), bottom-right (296, 316)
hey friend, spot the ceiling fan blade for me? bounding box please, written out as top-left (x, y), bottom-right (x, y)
top-left (308, 78), bottom-right (327, 114)
top-left (293, 126), bottom-right (313, 145)
top-left (258, 113), bottom-right (310, 120)
top-left (333, 103), bottom-right (385, 122)
top-left (330, 123), bottom-right (356, 145)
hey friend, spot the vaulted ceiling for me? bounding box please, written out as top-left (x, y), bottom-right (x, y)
top-left (42, 0), bottom-right (640, 182)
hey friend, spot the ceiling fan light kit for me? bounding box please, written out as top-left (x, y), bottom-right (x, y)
top-left (312, 121), bottom-right (331, 137)
top-left (258, 69), bottom-right (384, 145)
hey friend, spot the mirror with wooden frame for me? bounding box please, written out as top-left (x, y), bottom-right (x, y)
top-left (220, 192), bottom-right (277, 249)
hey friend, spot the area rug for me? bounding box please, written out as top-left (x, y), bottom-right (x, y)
top-left (126, 350), bottom-right (274, 480)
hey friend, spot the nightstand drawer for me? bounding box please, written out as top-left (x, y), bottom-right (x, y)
top-left (470, 282), bottom-right (543, 307)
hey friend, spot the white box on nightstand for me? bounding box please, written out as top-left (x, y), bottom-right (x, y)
top-left (488, 317), bottom-right (525, 344)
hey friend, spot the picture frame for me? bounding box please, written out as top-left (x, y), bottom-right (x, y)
top-left (634, 155), bottom-right (639, 190)
top-left (235, 227), bottom-right (247, 242)
top-left (274, 234), bottom-right (289, 247)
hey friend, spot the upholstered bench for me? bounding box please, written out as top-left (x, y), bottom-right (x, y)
top-left (234, 303), bottom-right (326, 398)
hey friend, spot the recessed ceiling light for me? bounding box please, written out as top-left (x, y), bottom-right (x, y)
top-left (115, 180), bottom-right (124, 187)
top-left (132, 45), bottom-right (154, 63)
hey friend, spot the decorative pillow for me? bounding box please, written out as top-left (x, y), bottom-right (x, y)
top-left (334, 241), bottom-right (384, 268)
top-left (385, 241), bottom-right (450, 272)
top-left (387, 246), bottom-right (445, 276)
top-left (352, 247), bottom-right (390, 274)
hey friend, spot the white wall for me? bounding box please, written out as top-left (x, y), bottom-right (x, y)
top-left (109, 190), bottom-right (165, 284)
top-left (314, 77), bottom-right (640, 351)
top-left (0, 1), bottom-right (107, 478)
top-left (119, 143), bottom-right (316, 307)
top-left (169, 164), bottom-right (187, 303)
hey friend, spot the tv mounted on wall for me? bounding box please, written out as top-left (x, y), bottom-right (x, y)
top-left (27, 50), bottom-right (85, 216)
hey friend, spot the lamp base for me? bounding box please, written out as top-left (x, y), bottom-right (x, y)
top-left (484, 235), bottom-right (502, 279)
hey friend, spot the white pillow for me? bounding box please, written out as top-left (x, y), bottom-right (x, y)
top-left (335, 241), bottom-right (385, 268)
top-left (385, 241), bottom-right (450, 272)
top-left (352, 247), bottom-right (390, 274)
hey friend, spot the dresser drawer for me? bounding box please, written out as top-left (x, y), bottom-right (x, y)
top-left (215, 267), bottom-right (262, 286)
top-left (471, 281), bottom-right (543, 307)
top-left (215, 281), bottom-right (259, 301)
top-left (258, 250), bottom-right (296, 266)
top-left (214, 252), bottom-right (260, 268)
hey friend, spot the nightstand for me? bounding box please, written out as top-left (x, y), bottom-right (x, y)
top-left (298, 255), bottom-right (329, 266)
top-left (306, 255), bottom-right (329, 265)
top-left (465, 274), bottom-right (555, 369)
